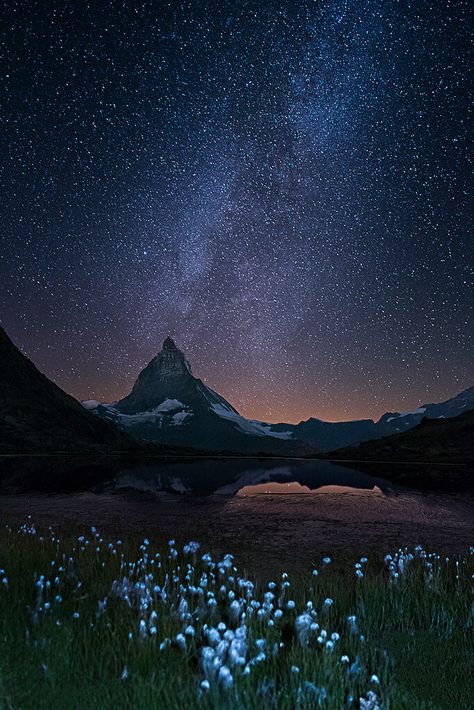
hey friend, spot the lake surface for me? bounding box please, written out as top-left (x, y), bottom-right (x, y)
top-left (0, 455), bottom-right (399, 496)
top-left (97, 457), bottom-right (397, 497)
top-left (1, 456), bottom-right (472, 575)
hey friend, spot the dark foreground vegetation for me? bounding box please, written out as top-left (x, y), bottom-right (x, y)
top-left (0, 522), bottom-right (472, 709)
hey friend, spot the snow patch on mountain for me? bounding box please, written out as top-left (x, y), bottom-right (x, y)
top-left (387, 407), bottom-right (427, 422)
top-left (171, 411), bottom-right (193, 426)
top-left (155, 398), bottom-right (185, 412)
top-left (249, 421), bottom-right (294, 440)
top-left (210, 403), bottom-right (264, 435)
top-left (82, 400), bottom-right (101, 410)
top-left (97, 402), bottom-right (192, 428)
top-left (210, 403), bottom-right (294, 439)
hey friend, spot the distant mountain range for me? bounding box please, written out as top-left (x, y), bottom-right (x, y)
top-left (0, 325), bottom-right (472, 459)
top-left (263, 386), bottom-right (474, 452)
top-left (326, 410), bottom-right (474, 464)
top-left (0, 326), bottom-right (134, 453)
top-left (84, 337), bottom-right (474, 455)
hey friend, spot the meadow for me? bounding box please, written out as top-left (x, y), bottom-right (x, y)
top-left (0, 520), bottom-right (472, 709)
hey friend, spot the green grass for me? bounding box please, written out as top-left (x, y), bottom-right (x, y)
top-left (0, 521), bottom-right (472, 709)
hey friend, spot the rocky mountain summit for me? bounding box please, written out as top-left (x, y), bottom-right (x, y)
top-left (85, 338), bottom-right (313, 455)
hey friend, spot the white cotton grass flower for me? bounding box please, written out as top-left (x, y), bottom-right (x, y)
top-left (183, 541), bottom-right (200, 555)
top-left (347, 614), bottom-right (358, 632)
top-left (323, 598), bottom-right (333, 608)
top-left (360, 690), bottom-right (381, 710)
top-left (341, 655), bottom-right (350, 663)
top-left (218, 665), bottom-right (233, 689)
top-left (207, 628), bottom-right (220, 646)
top-left (322, 557), bottom-right (332, 565)
top-left (176, 633), bottom-right (186, 650)
top-left (200, 647), bottom-right (216, 677)
top-left (229, 600), bottom-right (241, 622)
top-left (200, 679), bottom-right (210, 691)
top-left (291, 665), bottom-right (300, 674)
top-left (228, 633), bottom-right (247, 667)
top-left (295, 613), bottom-right (313, 646)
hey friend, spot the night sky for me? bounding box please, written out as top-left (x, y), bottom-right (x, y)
top-left (1, 0), bottom-right (472, 424)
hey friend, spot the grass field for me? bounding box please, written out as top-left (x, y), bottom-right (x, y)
top-left (0, 520), bottom-right (472, 709)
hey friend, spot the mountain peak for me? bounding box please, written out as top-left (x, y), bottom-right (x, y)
top-left (163, 336), bottom-right (178, 351)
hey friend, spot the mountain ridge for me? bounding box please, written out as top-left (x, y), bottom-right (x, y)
top-left (84, 337), bottom-right (473, 455)
top-left (261, 386), bottom-right (474, 452)
top-left (0, 326), bottom-right (135, 454)
top-left (326, 409), bottom-right (474, 465)
top-left (86, 338), bottom-right (313, 455)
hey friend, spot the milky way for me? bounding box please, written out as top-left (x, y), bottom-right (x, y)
top-left (1, 0), bottom-right (472, 422)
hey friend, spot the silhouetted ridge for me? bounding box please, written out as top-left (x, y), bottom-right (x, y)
top-left (0, 325), bottom-right (134, 453)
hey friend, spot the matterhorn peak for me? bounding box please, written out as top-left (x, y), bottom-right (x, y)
top-left (163, 336), bottom-right (178, 351)
top-left (84, 334), bottom-right (312, 454)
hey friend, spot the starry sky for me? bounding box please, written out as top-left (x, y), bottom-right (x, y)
top-left (1, 0), bottom-right (472, 424)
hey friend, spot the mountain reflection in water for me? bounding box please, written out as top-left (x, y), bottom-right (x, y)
top-left (236, 482), bottom-right (384, 496)
top-left (0, 456), bottom-right (398, 496)
top-left (99, 458), bottom-right (395, 497)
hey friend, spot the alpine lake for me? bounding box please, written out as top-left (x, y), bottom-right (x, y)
top-left (1, 454), bottom-right (472, 576)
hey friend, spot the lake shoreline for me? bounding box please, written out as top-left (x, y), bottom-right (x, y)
top-left (2, 487), bottom-right (473, 577)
